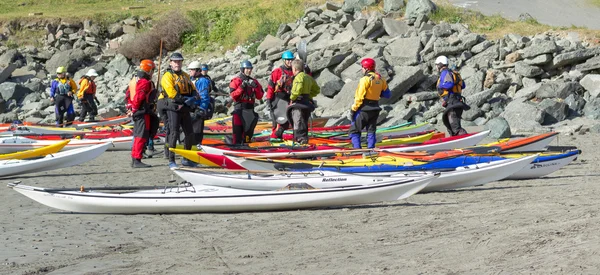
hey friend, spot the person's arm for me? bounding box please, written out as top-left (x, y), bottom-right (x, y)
top-left (132, 79), bottom-right (151, 113)
top-left (381, 79), bottom-right (391, 99)
top-left (289, 74), bottom-right (303, 102)
top-left (254, 80), bottom-right (264, 100)
top-left (351, 77), bottom-right (368, 112)
top-left (229, 78), bottom-right (243, 102)
top-left (437, 70), bottom-right (455, 91)
top-left (160, 72), bottom-right (177, 98)
top-left (49, 80), bottom-right (57, 98)
top-left (77, 79), bottom-right (89, 99)
top-left (266, 69), bottom-right (279, 100)
top-left (69, 79), bottom-right (77, 93)
top-left (309, 77), bottom-right (320, 99)
top-left (197, 79), bottom-right (211, 110)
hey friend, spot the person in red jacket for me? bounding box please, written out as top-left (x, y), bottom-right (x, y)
top-left (128, 60), bottom-right (159, 168)
top-left (229, 60), bottom-right (264, 144)
top-left (266, 51), bottom-right (295, 141)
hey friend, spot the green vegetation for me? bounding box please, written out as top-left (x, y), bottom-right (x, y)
top-left (589, 0), bottom-right (600, 7)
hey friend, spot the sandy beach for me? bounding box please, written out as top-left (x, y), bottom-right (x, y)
top-left (1, 129), bottom-right (598, 275)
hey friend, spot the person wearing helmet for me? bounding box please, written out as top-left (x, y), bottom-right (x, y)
top-left (229, 60), bottom-right (264, 144)
top-left (286, 59), bottom-right (320, 144)
top-left (199, 64), bottom-right (219, 94)
top-left (159, 52), bottom-right (198, 169)
top-left (266, 50), bottom-right (296, 141)
top-left (348, 58), bottom-right (391, 149)
top-left (50, 66), bottom-right (77, 127)
top-left (127, 59), bottom-right (159, 168)
top-left (435, 55), bottom-right (468, 136)
top-left (77, 69), bottom-right (100, 122)
top-left (188, 61), bottom-right (212, 148)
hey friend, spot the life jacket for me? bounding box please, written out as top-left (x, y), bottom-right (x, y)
top-left (55, 77), bottom-right (73, 95)
top-left (127, 75), bottom-right (139, 103)
top-left (437, 69), bottom-right (464, 98)
top-left (130, 75), bottom-right (157, 114)
top-left (192, 76), bottom-right (216, 119)
top-left (78, 76), bottom-right (96, 97)
top-left (160, 69), bottom-right (195, 102)
top-left (278, 65), bottom-right (294, 94)
top-left (233, 74), bottom-right (258, 107)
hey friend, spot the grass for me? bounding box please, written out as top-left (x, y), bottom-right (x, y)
top-left (589, 0), bottom-right (600, 7)
top-left (430, 0), bottom-right (600, 44)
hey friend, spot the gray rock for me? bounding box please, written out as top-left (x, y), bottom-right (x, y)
top-left (0, 64), bottom-right (16, 84)
top-left (384, 0), bottom-right (405, 13)
top-left (466, 83), bottom-right (509, 107)
top-left (501, 98), bottom-right (545, 133)
top-left (514, 62), bottom-right (544, 77)
top-left (0, 49), bottom-right (20, 68)
top-left (583, 98), bottom-right (600, 119)
top-left (579, 74), bottom-right (600, 99)
top-left (514, 82), bottom-right (542, 100)
top-left (405, 0), bottom-right (437, 24)
top-left (294, 24), bottom-right (311, 38)
top-left (340, 63), bottom-right (363, 82)
top-left (463, 106), bottom-right (483, 121)
top-left (410, 91), bottom-right (438, 101)
top-left (108, 23), bottom-right (123, 39)
top-left (537, 98), bottom-right (569, 124)
top-left (342, 0), bottom-right (376, 13)
top-left (308, 51), bottom-right (350, 72)
top-left (383, 36), bottom-right (422, 66)
top-left (382, 105), bottom-right (416, 127)
top-left (461, 70), bottom-right (484, 97)
top-left (0, 112), bottom-right (18, 123)
top-left (23, 79), bottom-right (45, 93)
top-left (552, 47), bottom-right (600, 68)
top-left (382, 18), bottom-right (410, 37)
top-left (423, 103), bottom-right (445, 119)
top-left (320, 80), bottom-right (360, 116)
top-left (521, 39), bottom-right (558, 58)
top-left (564, 93), bottom-right (586, 116)
top-left (575, 55), bottom-right (600, 72)
top-left (523, 54), bottom-right (552, 65)
top-left (467, 44), bottom-right (498, 69)
top-left (257, 35), bottom-right (284, 55)
top-left (106, 53), bottom-right (131, 76)
top-left (471, 40), bottom-right (493, 55)
top-left (380, 66), bottom-right (425, 105)
top-left (536, 80), bottom-right (583, 100)
top-left (333, 53), bottom-right (358, 76)
top-left (316, 69), bottom-right (345, 98)
top-left (0, 82), bottom-right (33, 102)
top-left (485, 117), bottom-right (511, 138)
top-left (432, 22), bottom-right (453, 38)
top-left (45, 49), bottom-right (86, 74)
top-left (326, 1), bottom-right (342, 11)
top-left (361, 20), bottom-right (383, 39)
top-left (347, 19), bottom-right (367, 38)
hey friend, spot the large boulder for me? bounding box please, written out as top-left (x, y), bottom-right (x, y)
top-left (342, 0), bottom-right (377, 13)
top-left (257, 35), bottom-right (284, 56)
top-left (106, 53), bottom-right (132, 76)
top-left (384, 0), bottom-right (405, 13)
top-left (0, 82), bottom-right (33, 102)
top-left (501, 98), bottom-right (545, 132)
top-left (521, 39), bottom-right (558, 58)
top-left (535, 80), bottom-right (583, 99)
top-left (580, 74), bottom-right (600, 99)
top-left (461, 70), bottom-right (485, 97)
top-left (45, 49), bottom-right (86, 74)
top-left (564, 93), bottom-right (586, 116)
top-left (465, 83), bottom-right (509, 107)
top-left (316, 69), bottom-right (345, 98)
top-left (552, 47), bottom-right (600, 68)
top-left (514, 82), bottom-right (542, 100)
top-left (380, 66), bottom-right (425, 105)
top-left (485, 117), bottom-right (512, 138)
top-left (320, 80), bottom-right (360, 116)
top-left (575, 55), bottom-right (600, 72)
top-left (405, 0), bottom-right (437, 24)
top-left (0, 49), bottom-right (20, 68)
top-left (537, 98), bottom-right (569, 124)
top-left (381, 18), bottom-right (410, 37)
top-left (383, 36), bottom-right (422, 66)
top-left (514, 62), bottom-right (543, 77)
top-left (0, 64), bottom-right (16, 84)
top-left (583, 98), bottom-right (600, 119)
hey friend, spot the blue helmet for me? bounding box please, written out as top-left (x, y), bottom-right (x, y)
top-left (240, 60), bottom-right (253, 69)
top-left (201, 64), bottom-right (209, 71)
top-left (281, 51), bottom-right (294, 60)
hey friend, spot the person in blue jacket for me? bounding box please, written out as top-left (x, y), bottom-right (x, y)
top-left (50, 66), bottom-right (77, 127)
top-left (188, 61), bottom-right (212, 148)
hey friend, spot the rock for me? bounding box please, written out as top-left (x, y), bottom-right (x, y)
top-left (521, 39), bottom-right (558, 58)
top-left (320, 80), bottom-right (360, 116)
top-left (45, 49), bottom-right (86, 74)
top-left (108, 23), bottom-right (123, 39)
top-left (347, 19), bottom-right (367, 38)
top-left (471, 40), bottom-right (493, 55)
top-left (308, 51), bottom-right (350, 72)
top-left (462, 106), bottom-right (483, 121)
top-left (381, 105), bottom-right (416, 126)
top-left (326, 1), bottom-right (342, 11)
top-left (340, 63), bottom-right (363, 82)
top-left (564, 93), bottom-right (586, 116)
top-left (294, 24), bottom-right (311, 38)
top-left (122, 25), bottom-right (136, 34)
top-left (405, 0), bottom-right (437, 24)
top-left (342, 0), bottom-right (376, 13)
top-left (580, 74), bottom-right (600, 99)
top-left (106, 53), bottom-right (131, 76)
top-left (423, 103), bottom-right (445, 119)
top-left (523, 54), bottom-right (552, 66)
top-left (461, 70), bottom-right (484, 97)
top-left (514, 82), bottom-right (542, 100)
top-left (583, 98), bottom-right (600, 119)
top-left (485, 117), bottom-right (512, 138)
top-left (467, 44), bottom-right (498, 69)
top-left (0, 64), bottom-right (16, 84)
top-left (410, 91), bottom-right (438, 101)
top-left (380, 66), bottom-right (425, 105)
top-left (552, 47), bottom-right (600, 68)
top-left (536, 80), bottom-right (583, 100)
top-left (501, 98), bottom-right (545, 132)
top-left (333, 53), bottom-right (358, 76)
top-left (316, 69), bottom-right (345, 98)
top-left (575, 55), bottom-right (600, 72)
top-left (504, 51), bottom-right (521, 64)
top-left (514, 62), bottom-right (543, 77)
top-left (257, 35), bottom-right (284, 55)
top-left (466, 84), bottom-right (508, 107)
top-left (384, 0), bottom-right (405, 13)
top-left (0, 112), bottom-right (18, 123)
top-left (381, 18), bottom-right (410, 37)
top-left (537, 98), bottom-right (569, 124)
top-left (0, 49), bottom-right (20, 67)
top-left (383, 37), bottom-right (422, 66)
top-left (0, 82), bottom-right (32, 102)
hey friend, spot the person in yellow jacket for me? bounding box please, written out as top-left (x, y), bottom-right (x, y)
top-left (348, 58), bottom-right (391, 149)
top-left (77, 69), bottom-right (100, 122)
top-left (50, 66), bottom-right (77, 127)
top-left (158, 52), bottom-right (198, 169)
top-left (286, 59), bottom-right (320, 144)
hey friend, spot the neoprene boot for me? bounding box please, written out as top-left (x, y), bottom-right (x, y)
top-left (350, 133), bottom-right (362, 149)
top-left (367, 133), bottom-right (377, 149)
top-left (132, 158), bottom-right (151, 168)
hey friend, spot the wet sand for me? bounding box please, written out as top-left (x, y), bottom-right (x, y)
top-left (1, 131), bottom-right (599, 274)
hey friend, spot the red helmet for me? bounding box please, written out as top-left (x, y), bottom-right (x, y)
top-left (140, 59), bottom-right (156, 74)
top-left (361, 58), bottom-right (376, 71)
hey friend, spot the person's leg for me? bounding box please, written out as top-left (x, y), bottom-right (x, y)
top-left (65, 99), bottom-right (75, 127)
top-left (167, 110), bottom-right (182, 163)
top-left (89, 95), bottom-right (98, 120)
top-left (349, 111), bottom-right (365, 149)
top-left (131, 114), bottom-right (151, 168)
top-left (180, 111), bottom-right (195, 150)
top-left (366, 110), bottom-right (380, 149)
top-left (448, 108), bottom-right (467, 136)
top-left (243, 111), bottom-right (259, 143)
top-left (231, 110), bottom-right (244, 145)
top-left (442, 108), bottom-right (455, 136)
top-left (192, 116), bottom-right (204, 147)
top-left (79, 101), bottom-right (88, 122)
top-left (55, 95), bottom-right (66, 126)
top-left (292, 109), bottom-right (308, 144)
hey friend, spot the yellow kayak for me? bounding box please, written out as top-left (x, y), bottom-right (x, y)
top-left (379, 131), bottom-right (435, 145)
top-left (0, 140), bottom-right (70, 160)
top-left (170, 148), bottom-right (218, 167)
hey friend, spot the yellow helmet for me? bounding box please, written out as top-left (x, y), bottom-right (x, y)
top-left (56, 66), bottom-right (67, 74)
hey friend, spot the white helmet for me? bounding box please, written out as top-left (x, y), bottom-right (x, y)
top-left (435, 56), bottom-right (449, 66)
top-left (86, 69), bottom-right (99, 77)
top-left (188, 61), bottom-right (202, 70)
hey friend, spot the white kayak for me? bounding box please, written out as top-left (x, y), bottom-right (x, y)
top-left (0, 142), bottom-right (111, 177)
top-left (74, 116), bottom-right (131, 130)
top-left (173, 168), bottom-right (433, 191)
top-left (0, 136), bottom-right (132, 154)
top-left (7, 174), bottom-right (438, 214)
top-left (382, 130), bottom-right (490, 153)
top-left (505, 150), bottom-right (580, 180)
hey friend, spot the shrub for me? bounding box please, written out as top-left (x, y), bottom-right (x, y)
top-left (119, 10), bottom-right (192, 60)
